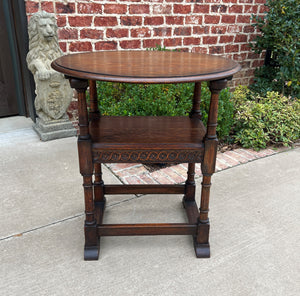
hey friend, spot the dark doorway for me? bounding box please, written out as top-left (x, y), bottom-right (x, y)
top-left (0, 0), bottom-right (35, 120)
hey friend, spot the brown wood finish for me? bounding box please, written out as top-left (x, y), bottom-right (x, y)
top-left (52, 51), bottom-right (241, 260)
top-left (52, 51), bottom-right (241, 83)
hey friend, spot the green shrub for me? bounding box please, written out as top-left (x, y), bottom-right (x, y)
top-left (96, 81), bottom-right (234, 140)
top-left (251, 0), bottom-right (300, 97)
top-left (232, 86), bottom-right (300, 149)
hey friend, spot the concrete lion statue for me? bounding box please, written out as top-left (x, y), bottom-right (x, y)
top-left (26, 11), bottom-right (73, 121)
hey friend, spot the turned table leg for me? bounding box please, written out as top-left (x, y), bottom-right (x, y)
top-left (194, 79), bottom-right (228, 258)
top-left (183, 82), bottom-right (202, 204)
top-left (70, 78), bottom-right (99, 260)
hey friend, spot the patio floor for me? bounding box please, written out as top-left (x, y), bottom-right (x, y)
top-left (1, 116), bottom-right (299, 295)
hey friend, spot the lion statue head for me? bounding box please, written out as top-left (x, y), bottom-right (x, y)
top-left (26, 11), bottom-right (62, 75)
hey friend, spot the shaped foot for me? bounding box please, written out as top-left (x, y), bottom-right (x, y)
top-left (193, 238), bottom-right (210, 258)
top-left (84, 244), bottom-right (100, 261)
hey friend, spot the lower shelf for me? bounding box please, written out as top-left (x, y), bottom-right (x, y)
top-left (90, 116), bottom-right (206, 163)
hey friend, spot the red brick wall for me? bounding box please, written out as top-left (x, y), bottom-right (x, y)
top-left (25, 0), bottom-right (266, 88)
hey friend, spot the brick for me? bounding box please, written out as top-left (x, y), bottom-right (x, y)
top-left (55, 3), bottom-right (75, 14)
top-left (203, 36), bottom-right (218, 44)
top-left (120, 40), bottom-right (141, 49)
top-left (104, 4), bottom-right (127, 14)
top-left (174, 4), bottom-right (191, 14)
top-left (77, 3), bottom-right (102, 14)
top-left (174, 27), bottom-right (192, 36)
top-left (241, 43), bottom-right (251, 51)
top-left (233, 53), bottom-right (247, 61)
top-left (193, 4), bottom-right (210, 14)
top-left (244, 5), bottom-right (258, 14)
top-left (221, 15), bottom-right (236, 24)
top-left (247, 149), bottom-right (275, 158)
top-left (94, 16), bottom-right (118, 27)
top-left (120, 16), bottom-right (142, 26)
top-left (95, 41), bottom-right (117, 51)
top-left (41, 2), bottom-right (54, 13)
top-left (211, 5), bottom-right (227, 13)
top-left (166, 16), bottom-right (184, 25)
top-left (235, 34), bottom-right (248, 43)
top-left (215, 159), bottom-right (230, 172)
top-left (115, 165), bottom-right (148, 178)
top-left (153, 4), bottom-right (172, 15)
top-left (143, 39), bottom-right (162, 48)
top-left (216, 153), bottom-right (240, 167)
top-left (227, 25), bottom-right (241, 33)
top-left (204, 15), bottom-right (220, 24)
top-left (57, 16), bottom-right (66, 27)
top-left (59, 42), bottom-right (67, 52)
top-left (219, 35), bottom-right (234, 43)
top-left (160, 167), bottom-right (186, 183)
top-left (243, 25), bottom-right (255, 33)
top-left (69, 41), bottom-right (92, 52)
top-left (259, 5), bottom-right (269, 13)
top-left (224, 151), bottom-right (249, 164)
top-left (171, 164), bottom-right (187, 177)
top-left (150, 171), bottom-right (175, 185)
top-left (58, 28), bottom-right (78, 40)
top-left (249, 34), bottom-right (259, 42)
top-left (164, 38), bottom-right (182, 47)
top-left (237, 15), bottom-right (251, 23)
top-left (193, 26), bottom-right (209, 35)
top-left (234, 149), bottom-right (257, 161)
top-left (195, 163), bottom-right (202, 177)
top-left (26, 1), bottom-right (39, 14)
top-left (248, 52), bottom-right (261, 59)
top-left (209, 46), bottom-right (224, 54)
top-left (106, 28), bottom-right (129, 38)
top-left (153, 27), bottom-right (172, 37)
top-left (144, 17), bottom-right (164, 26)
top-left (80, 29), bottom-right (104, 39)
top-left (139, 174), bottom-right (158, 185)
top-left (185, 15), bottom-right (202, 25)
top-left (211, 26), bottom-right (227, 34)
top-left (225, 44), bottom-right (239, 53)
top-left (123, 176), bottom-right (143, 185)
top-left (252, 59), bottom-right (264, 67)
top-left (69, 16), bottom-right (93, 27)
top-left (228, 5), bottom-right (243, 13)
top-left (129, 4), bottom-right (150, 14)
top-left (131, 28), bottom-right (152, 38)
top-left (183, 37), bottom-right (200, 46)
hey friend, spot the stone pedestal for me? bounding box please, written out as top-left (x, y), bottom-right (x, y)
top-left (33, 117), bottom-right (77, 141)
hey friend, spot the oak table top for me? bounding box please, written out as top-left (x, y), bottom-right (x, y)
top-left (51, 51), bottom-right (241, 83)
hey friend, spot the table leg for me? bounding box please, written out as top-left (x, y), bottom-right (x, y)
top-left (93, 162), bottom-right (106, 237)
top-left (195, 79), bottom-right (228, 258)
top-left (183, 163), bottom-right (196, 204)
top-left (69, 78), bottom-right (99, 260)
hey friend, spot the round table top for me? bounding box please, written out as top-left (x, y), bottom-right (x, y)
top-left (52, 51), bottom-right (241, 83)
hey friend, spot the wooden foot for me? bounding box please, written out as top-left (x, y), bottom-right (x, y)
top-left (193, 239), bottom-right (210, 258)
top-left (84, 244), bottom-right (100, 260)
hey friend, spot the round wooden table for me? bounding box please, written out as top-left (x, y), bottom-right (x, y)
top-left (52, 51), bottom-right (241, 260)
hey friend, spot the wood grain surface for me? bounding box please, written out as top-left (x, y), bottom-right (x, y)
top-left (52, 51), bottom-right (241, 83)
